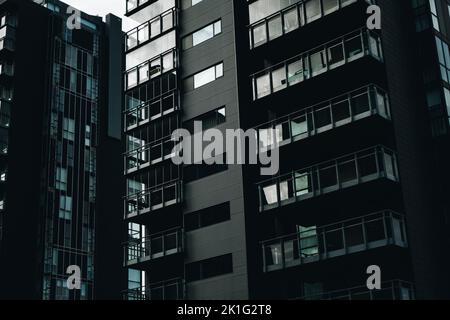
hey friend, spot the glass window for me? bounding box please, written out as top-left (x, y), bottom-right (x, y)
top-left (305, 0), bottom-right (321, 23)
top-left (263, 184), bottom-right (278, 205)
top-left (272, 66), bottom-right (287, 92)
top-left (287, 59), bottom-right (303, 85)
top-left (268, 15), bottom-right (282, 41)
top-left (193, 63), bottom-right (224, 89)
top-left (184, 20), bottom-right (222, 49)
top-left (256, 73), bottom-right (271, 98)
top-left (345, 34), bottom-right (363, 60)
top-left (291, 115), bottom-right (308, 136)
top-left (323, 0), bottom-right (339, 15)
top-left (328, 41), bottom-right (344, 67)
top-left (284, 7), bottom-right (299, 33)
top-left (310, 49), bottom-right (327, 76)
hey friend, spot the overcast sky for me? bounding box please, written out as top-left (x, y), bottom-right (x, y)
top-left (60, 0), bottom-right (139, 31)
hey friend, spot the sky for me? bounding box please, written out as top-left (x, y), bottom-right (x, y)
top-left (59, 0), bottom-right (139, 31)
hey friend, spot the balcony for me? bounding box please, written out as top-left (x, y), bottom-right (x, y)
top-left (0, 61), bottom-right (13, 77)
top-left (124, 180), bottom-right (182, 220)
top-left (125, 136), bottom-right (177, 174)
top-left (262, 211), bottom-right (407, 272)
top-left (0, 24), bottom-right (15, 52)
top-left (124, 228), bottom-right (183, 266)
top-left (124, 278), bottom-right (185, 300)
top-left (258, 146), bottom-right (399, 212)
top-left (125, 48), bottom-right (177, 90)
top-left (251, 28), bottom-right (383, 101)
top-left (126, 8), bottom-right (177, 52)
top-left (124, 90), bottom-right (179, 131)
top-left (298, 280), bottom-right (415, 300)
top-left (254, 85), bottom-right (390, 150)
top-left (0, 100), bottom-right (10, 128)
top-left (248, 0), bottom-right (372, 49)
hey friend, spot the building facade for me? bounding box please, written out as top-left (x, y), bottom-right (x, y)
top-left (0, 0), bottom-right (124, 300)
top-left (122, 0), bottom-right (450, 300)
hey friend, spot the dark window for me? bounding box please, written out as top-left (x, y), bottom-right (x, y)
top-left (184, 154), bottom-right (228, 182)
top-left (185, 202), bottom-right (230, 231)
top-left (184, 106), bottom-right (226, 133)
top-left (186, 254), bottom-right (233, 282)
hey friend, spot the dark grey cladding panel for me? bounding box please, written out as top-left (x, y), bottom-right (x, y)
top-left (106, 14), bottom-right (123, 140)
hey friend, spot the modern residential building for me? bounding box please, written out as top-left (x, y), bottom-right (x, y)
top-left (122, 0), bottom-right (450, 301)
top-left (0, 0), bottom-right (124, 300)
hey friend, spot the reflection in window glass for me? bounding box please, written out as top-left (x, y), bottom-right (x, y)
top-left (268, 16), bottom-right (282, 41)
top-left (284, 8), bottom-right (299, 33)
top-left (272, 66), bottom-right (287, 92)
top-left (256, 73), bottom-right (271, 98)
top-left (288, 59), bottom-right (303, 85)
top-left (306, 0), bottom-right (321, 23)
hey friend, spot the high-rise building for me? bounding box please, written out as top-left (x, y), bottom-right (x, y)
top-left (122, 0), bottom-right (450, 301)
top-left (0, 0), bottom-right (124, 300)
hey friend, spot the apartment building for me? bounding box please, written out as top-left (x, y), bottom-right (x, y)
top-left (122, 0), bottom-right (450, 300)
top-left (0, 0), bottom-right (124, 300)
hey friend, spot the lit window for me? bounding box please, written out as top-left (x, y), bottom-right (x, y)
top-left (430, 0), bottom-right (440, 31)
top-left (63, 118), bottom-right (75, 141)
top-left (190, 63), bottom-right (224, 89)
top-left (56, 167), bottom-right (67, 191)
top-left (59, 195), bottom-right (72, 220)
top-left (183, 20), bottom-right (222, 50)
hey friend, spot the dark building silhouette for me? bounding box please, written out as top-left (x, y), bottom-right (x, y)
top-left (122, 0), bottom-right (450, 300)
top-left (0, 0), bottom-right (124, 300)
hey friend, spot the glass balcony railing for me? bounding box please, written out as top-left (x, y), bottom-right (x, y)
top-left (125, 48), bottom-right (177, 90)
top-left (126, 8), bottom-right (177, 51)
top-left (258, 146), bottom-right (399, 212)
top-left (262, 211), bottom-right (407, 272)
top-left (124, 228), bottom-right (183, 265)
top-left (249, 0), bottom-right (373, 49)
top-left (125, 136), bottom-right (177, 173)
top-left (124, 278), bottom-right (185, 300)
top-left (124, 180), bottom-right (182, 219)
top-left (124, 90), bottom-right (178, 131)
top-left (298, 280), bottom-right (415, 300)
top-left (254, 85), bottom-right (390, 150)
top-left (251, 28), bottom-right (383, 101)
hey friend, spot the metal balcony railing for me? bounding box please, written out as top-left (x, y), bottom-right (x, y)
top-left (248, 0), bottom-right (373, 49)
top-left (254, 84), bottom-right (390, 150)
top-left (124, 278), bottom-right (185, 300)
top-left (125, 48), bottom-right (177, 90)
top-left (262, 211), bottom-right (407, 272)
top-left (124, 228), bottom-right (183, 265)
top-left (124, 180), bottom-right (182, 219)
top-left (124, 136), bottom-right (177, 174)
top-left (126, 8), bottom-right (178, 51)
top-left (251, 28), bottom-right (383, 100)
top-left (258, 146), bottom-right (399, 212)
top-left (124, 90), bottom-right (179, 131)
top-left (298, 280), bottom-right (415, 300)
